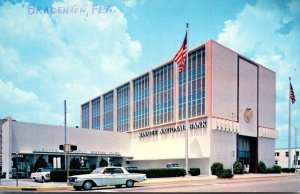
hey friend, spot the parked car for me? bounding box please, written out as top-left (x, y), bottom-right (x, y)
top-left (125, 166), bottom-right (138, 171)
top-left (166, 163), bottom-right (182, 168)
top-left (30, 168), bottom-right (52, 182)
top-left (68, 166), bottom-right (147, 191)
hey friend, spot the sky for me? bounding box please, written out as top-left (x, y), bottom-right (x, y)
top-left (0, 0), bottom-right (299, 149)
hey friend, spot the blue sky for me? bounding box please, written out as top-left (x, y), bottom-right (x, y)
top-left (0, 0), bottom-right (299, 149)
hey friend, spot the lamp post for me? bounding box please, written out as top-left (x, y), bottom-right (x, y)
top-left (231, 106), bottom-right (252, 174)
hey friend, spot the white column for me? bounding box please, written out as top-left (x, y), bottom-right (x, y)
top-left (114, 89), bottom-right (118, 132)
top-left (149, 71), bottom-right (153, 128)
top-left (100, 95), bottom-right (104, 131)
top-left (2, 117), bottom-right (13, 179)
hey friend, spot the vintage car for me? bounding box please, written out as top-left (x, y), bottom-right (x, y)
top-left (68, 167), bottom-right (147, 191)
top-left (30, 167), bottom-right (52, 182)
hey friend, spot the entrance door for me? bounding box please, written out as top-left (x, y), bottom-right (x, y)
top-left (237, 135), bottom-right (258, 173)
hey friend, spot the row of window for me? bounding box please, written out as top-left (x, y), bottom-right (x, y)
top-left (81, 47), bottom-right (206, 131)
top-left (275, 151), bottom-right (299, 157)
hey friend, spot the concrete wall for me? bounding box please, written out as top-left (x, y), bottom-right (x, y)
top-left (258, 66), bottom-right (276, 129)
top-left (238, 58), bottom-right (258, 137)
top-left (210, 130), bottom-right (235, 170)
top-left (211, 42), bottom-right (238, 120)
top-left (130, 119), bottom-right (210, 161)
top-left (130, 158), bottom-right (210, 175)
top-left (258, 137), bottom-right (275, 167)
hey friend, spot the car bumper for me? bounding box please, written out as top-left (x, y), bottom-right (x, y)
top-left (68, 180), bottom-right (84, 186)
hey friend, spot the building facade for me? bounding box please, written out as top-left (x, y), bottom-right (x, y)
top-left (275, 148), bottom-right (300, 168)
top-left (81, 40), bottom-right (277, 174)
top-left (0, 40), bottom-right (277, 178)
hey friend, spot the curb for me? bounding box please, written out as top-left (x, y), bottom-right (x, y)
top-left (138, 173), bottom-right (300, 185)
top-left (0, 186), bottom-right (73, 191)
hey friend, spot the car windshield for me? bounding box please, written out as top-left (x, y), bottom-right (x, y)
top-left (91, 168), bottom-right (105, 174)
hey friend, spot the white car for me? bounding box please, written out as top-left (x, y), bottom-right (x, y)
top-left (30, 168), bottom-right (52, 182)
top-left (68, 167), bottom-right (147, 191)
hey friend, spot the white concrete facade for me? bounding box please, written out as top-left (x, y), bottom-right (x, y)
top-left (0, 40), bottom-right (277, 178)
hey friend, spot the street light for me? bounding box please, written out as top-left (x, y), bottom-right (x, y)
top-left (231, 106), bottom-right (252, 174)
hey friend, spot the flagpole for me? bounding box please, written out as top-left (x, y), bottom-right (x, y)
top-left (295, 127), bottom-right (298, 170)
top-left (185, 23), bottom-right (189, 175)
top-left (289, 77), bottom-right (291, 169)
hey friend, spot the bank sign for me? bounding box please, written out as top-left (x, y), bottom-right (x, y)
top-left (139, 121), bottom-right (207, 138)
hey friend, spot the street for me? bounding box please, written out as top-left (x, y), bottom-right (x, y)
top-left (81, 176), bottom-right (300, 192)
top-left (1, 175), bottom-right (299, 193)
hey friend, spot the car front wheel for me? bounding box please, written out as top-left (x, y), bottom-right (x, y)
top-left (83, 181), bottom-right (93, 190)
top-left (126, 180), bottom-right (134, 188)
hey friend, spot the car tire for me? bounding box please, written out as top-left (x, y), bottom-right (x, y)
top-left (41, 177), bottom-right (45, 183)
top-left (126, 180), bottom-right (134, 188)
top-left (83, 181), bottom-right (93, 190)
top-left (33, 178), bottom-right (38, 182)
top-left (73, 186), bottom-right (82, 191)
top-left (115, 185), bottom-right (122, 188)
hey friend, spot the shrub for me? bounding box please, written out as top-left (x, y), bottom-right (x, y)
top-left (266, 168), bottom-right (275, 173)
top-left (272, 165), bottom-right (282, 173)
top-left (217, 169), bottom-right (234, 178)
top-left (127, 168), bottom-right (186, 178)
top-left (233, 161), bottom-right (244, 174)
top-left (189, 168), bottom-right (200, 176)
top-left (211, 162), bottom-right (224, 176)
top-left (282, 168), bottom-right (296, 173)
top-left (34, 155), bottom-right (48, 171)
top-left (258, 161), bottom-right (267, 173)
top-left (50, 169), bottom-right (92, 182)
top-left (69, 157), bottom-right (81, 169)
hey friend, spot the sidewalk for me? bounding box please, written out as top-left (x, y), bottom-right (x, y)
top-left (0, 173), bottom-right (299, 191)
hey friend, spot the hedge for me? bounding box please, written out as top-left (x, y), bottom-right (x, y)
top-left (127, 168), bottom-right (186, 178)
top-left (189, 168), bottom-right (200, 176)
top-left (282, 168), bottom-right (296, 173)
top-left (50, 169), bottom-right (92, 182)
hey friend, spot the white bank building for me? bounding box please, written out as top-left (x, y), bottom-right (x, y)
top-left (1, 40), bottom-right (277, 178)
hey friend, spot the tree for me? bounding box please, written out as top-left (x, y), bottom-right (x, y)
top-left (99, 158), bottom-right (108, 167)
top-left (70, 157), bottom-right (81, 169)
top-left (34, 155), bottom-right (47, 171)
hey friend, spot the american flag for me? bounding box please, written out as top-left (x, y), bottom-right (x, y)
top-left (173, 32), bottom-right (187, 73)
top-left (290, 83), bottom-right (296, 104)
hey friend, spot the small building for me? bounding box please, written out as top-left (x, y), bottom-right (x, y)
top-left (275, 148), bottom-right (300, 168)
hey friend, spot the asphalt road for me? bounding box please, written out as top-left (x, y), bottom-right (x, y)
top-left (47, 175), bottom-right (300, 192)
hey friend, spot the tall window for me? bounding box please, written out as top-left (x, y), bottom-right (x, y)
top-left (117, 84), bottom-right (130, 132)
top-left (81, 103), bottom-right (89, 128)
top-left (92, 97), bottom-right (101, 129)
top-left (104, 91), bottom-right (114, 131)
top-left (133, 74), bottom-right (149, 129)
top-left (179, 47), bottom-right (205, 119)
top-left (153, 63), bottom-right (174, 125)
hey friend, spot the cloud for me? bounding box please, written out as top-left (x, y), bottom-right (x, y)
top-left (123, 0), bottom-right (137, 8)
top-left (0, 0), bottom-right (141, 126)
top-left (217, 0), bottom-right (300, 148)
